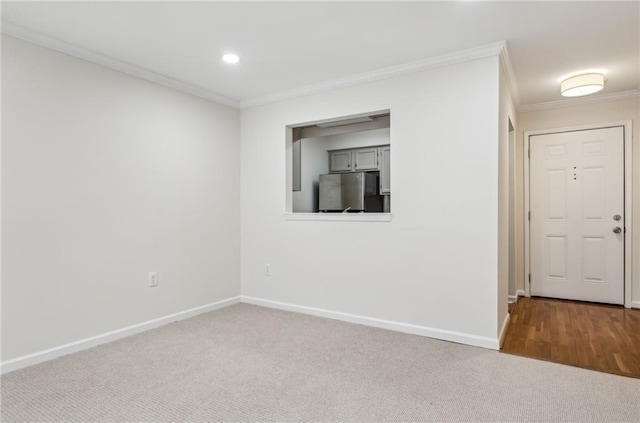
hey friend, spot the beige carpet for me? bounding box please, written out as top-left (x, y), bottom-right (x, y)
top-left (2, 303), bottom-right (639, 422)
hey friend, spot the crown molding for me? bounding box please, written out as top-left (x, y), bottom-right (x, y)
top-left (1, 21), bottom-right (240, 109)
top-left (518, 89), bottom-right (640, 113)
top-left (3, 23), bottom-right (525, 114)
top-left (239, 41), bottom-right (509, 109)
top-left (498, 42), bottom-right (521, 107)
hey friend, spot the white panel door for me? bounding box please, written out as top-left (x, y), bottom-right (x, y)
top-left (530, 127), bottom-right (624, 304)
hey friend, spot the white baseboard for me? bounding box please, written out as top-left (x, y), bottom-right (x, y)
top-left (241, 296), bottom-right (500, 350)
top-left (632, 301), bottom-right (640, 309)
top-left (508, 290), bottom-right (526, 303)
top-left (499, 313), bottom-right (511, 349)
top-left (0, 296), bottom-right (241, 374)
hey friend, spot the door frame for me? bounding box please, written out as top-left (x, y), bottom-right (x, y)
top-left (524, 121), bottom-right (633, 308)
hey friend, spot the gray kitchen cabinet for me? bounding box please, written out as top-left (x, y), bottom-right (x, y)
top-left (379, 146), bottom-right (391, 194)
top-left (328, 145), bottom-right (390, 195)
top-left (352, 147), bottom-right (379, 171)
top-left (329, 150), bottom-right (352, 172)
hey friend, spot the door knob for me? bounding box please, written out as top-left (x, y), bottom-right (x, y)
top-left (613, 227), bottom-right (622, 234)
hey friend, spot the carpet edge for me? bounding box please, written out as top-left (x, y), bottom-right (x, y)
top-left (0, 295), bottom-right (242, 374)
top-left (241, 296), bottom-right (500, 350)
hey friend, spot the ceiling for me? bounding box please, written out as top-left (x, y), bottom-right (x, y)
top-left (1, 1), bottom-right (638, 109)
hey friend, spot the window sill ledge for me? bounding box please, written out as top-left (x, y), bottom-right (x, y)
top-left (283, 213), bottom-right (392, 222)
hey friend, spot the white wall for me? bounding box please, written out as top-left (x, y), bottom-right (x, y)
top-left (293, 128), bottom-right (390, 212)
top-left (1, 35), bottom-right (241, 361)
top-left (241, 56), bottom-right (503, 344)
top-left (498, 63), bottom-right (517, 336)
top-left (516, 96), bottom-right (640, 307)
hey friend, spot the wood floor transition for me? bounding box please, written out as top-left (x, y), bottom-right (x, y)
top-left (501, 297), bottom-right (640, 379)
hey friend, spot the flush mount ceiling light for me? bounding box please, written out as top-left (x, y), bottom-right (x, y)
top-left (560, 73), bottom-right (605, 97)
top-left (222, 53), bottom-right (240, 64)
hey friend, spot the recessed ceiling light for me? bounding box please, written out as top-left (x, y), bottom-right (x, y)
top-left (222, 53), bottom-right (240, 64)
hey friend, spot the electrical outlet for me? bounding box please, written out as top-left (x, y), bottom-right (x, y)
top-left (264, 264), bottom-right (271, 277)
top-left (148, 272), bottom-right (158, 287)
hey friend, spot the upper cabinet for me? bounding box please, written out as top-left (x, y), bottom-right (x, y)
top-left (353, 147), bottom-right (379, 171)
top-left (328, 145), bottom-right (390, 195)
top-left (379, 146), bottom-right (391, 195)
top-left (329, 146), bottom-right (387, 173)
top-left (329, 150), bottom-right (352, 172)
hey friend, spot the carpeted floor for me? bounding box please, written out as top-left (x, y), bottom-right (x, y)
top-left (2, 304), bottom-right (639, 422)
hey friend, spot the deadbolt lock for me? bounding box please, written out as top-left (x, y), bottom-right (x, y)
top-left (613, 214), bottom-right (622, 221)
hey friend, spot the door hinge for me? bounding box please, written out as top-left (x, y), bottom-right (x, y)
top-left (528, 274), bottom-right (531, 283)
top-left (528, 211), bottom-right (530, 221)
top-left (528, 148), bottom-right (530, 158)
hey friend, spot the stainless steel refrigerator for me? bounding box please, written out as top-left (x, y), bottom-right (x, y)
top-left (318, 172), bottom-right (382, 212)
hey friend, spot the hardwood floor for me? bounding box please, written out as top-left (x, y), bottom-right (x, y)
top-left (501, 297), bottom-right (640, 378)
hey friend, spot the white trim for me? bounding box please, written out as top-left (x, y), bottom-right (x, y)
top-left (623, 122), bottom-right (633, 308)
top-left (241, 296), bottom-right (501, 350)
top-left (0, 296), bottom-right (241, 374)
top-left (632, 301), bottom-right (640, 309)
top-left (508, 289), bottom-right (526, 303)
top-left (498, 43), bottom-right (520, 107)
top-left (284, 213), bottom-right (392, 222)
top-left (240, 41), bottom-right (508, 109)
top-left (2, 24), bottom-right (512, 113)
top-left (1, 22), bottom-right (239, 109)
top-left (524, 121), bottom-right (633, 308)
top-left (524, 128), bottom-right (531, 297)
top-left (518, 90), bottom-right (639, 113)
top-left (499, 313), bottom-right (511, 349)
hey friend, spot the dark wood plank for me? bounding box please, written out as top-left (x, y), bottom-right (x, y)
top-left (501, 297), bottom-right (640, 378)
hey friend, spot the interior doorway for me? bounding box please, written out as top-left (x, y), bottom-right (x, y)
top-left (524, 122), bottom-right (633, 307)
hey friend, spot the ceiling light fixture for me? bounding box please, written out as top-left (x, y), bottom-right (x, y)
top-left (317, 116), bottom-right (374, 128)
top-left (560, 73), bottom-right (605, 97)
top-left (222, 53), bottom-right (240, 64)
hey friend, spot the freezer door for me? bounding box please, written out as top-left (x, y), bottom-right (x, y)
top-left (319, 174), bottom-right (343, 211)
top-left (341, 173), bottom-right (366, 210)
